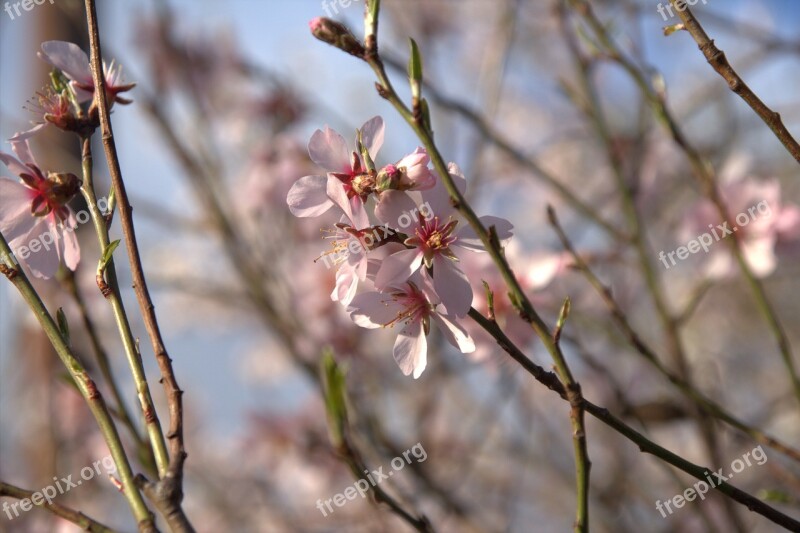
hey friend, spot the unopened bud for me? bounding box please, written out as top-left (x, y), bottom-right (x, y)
top-left (376, 164), bottom-right (401, 192)
top-left (309, 17), bottom-right (366, 58)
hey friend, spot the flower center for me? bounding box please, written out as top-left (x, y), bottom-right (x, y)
top-left (417, 216), bottom-right (457, 252)
top-left (381, 282), bottom-right (432, 330)
top-left (20, 165), bottom-right (80, 220)
top-left (350, 172), bottom-right (375, 196)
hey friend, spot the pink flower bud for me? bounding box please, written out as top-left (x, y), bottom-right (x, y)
top-left (308, 17), bottom-right (365, 58)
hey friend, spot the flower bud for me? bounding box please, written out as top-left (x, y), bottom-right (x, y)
top-left (376, 164), bottom-right (401, 192)
top-left (309, 17), bottom-right (365, 58)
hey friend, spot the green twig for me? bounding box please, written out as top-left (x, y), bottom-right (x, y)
top-left (80, 136), bottom-right (169, 479)
top-left (0, 234), bottom-right (156, 532)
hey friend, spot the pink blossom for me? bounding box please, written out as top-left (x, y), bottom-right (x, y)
top-left (38, 41), bottom-right (135, 105)
top-left (347, 271), bottom-right (474, 378)
top-left (0, 138), bottom-right (80, 279)
top-left (680, 176), bottom-right (800, 279)
top-left (317, 206), bottom-right (371, 306)
top-left (12, 87), bottom-right (76, 142)
top-left (286, 116), bottom-right (384, 221)
top-left (374, 164), bottom-right (513, 317)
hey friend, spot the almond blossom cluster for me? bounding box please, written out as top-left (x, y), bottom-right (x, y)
top-left (287, 117), bottom-right (514, 378)
top-left (0, 41), bottom-right (133, 278)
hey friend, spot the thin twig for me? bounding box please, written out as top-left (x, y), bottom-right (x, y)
top-left (83, 1), bottom-right (192, 530)
top-left (62, 269), bottom-right (157, 475)
top-left (468, 308), bottom-right (800, 531)
top-left (0, 481), bottom-right (120, 533)
top-left (551, 298), bottom-right (591, 533)
top-left (80, 136), bottom-right (167, 479)
top-left (667, 0), bottom-right (800, 165)
top-left (548, 206), bottom-right (800, 465)
top-left (0, 234), bottom-right (157, 532)
top-left (570, 0), bottom-right (800, 414)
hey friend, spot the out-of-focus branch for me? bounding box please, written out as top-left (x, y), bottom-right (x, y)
top-left (569, 0), bottom-right (800, 412)
top-left (556, 5), bottom-right (742, 527)
top-left (321, 354), bottom-right (435, 533)
top-left (548, 206), bottom-right (800, 465)
top-left (467, 307), bottom-right (800, 531)
top-left (0, 481), bottom-right (119, 533)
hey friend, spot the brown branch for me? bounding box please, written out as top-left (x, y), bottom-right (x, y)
top-left (83, 1), bottom-right (192, 531)
top-left (668, 0), bottom-right (800, 165)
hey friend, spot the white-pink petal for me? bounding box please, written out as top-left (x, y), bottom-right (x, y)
top-left (9, 124), bottom-right (47, 143)
top-left (457, 216), bottom-right (514, 252)
top-left (331, 262), bottom-right (359, 306)
top-left (393, 321), bottom-right (427, 379)
top-left (375, 248), bottom-right (423, 289)
top-left (0, 151), bottom-right (32, 178)
top-left (742, 235), bottom-right (777, 278)
top-left (39, 41), bottom-right (93, 85)
top-left (375, 190), bottom-right (419, 229)
top-left (16, 217), bottom-right (59, 279)
top-left (10, 137), bottom-right (38, 168)
top-left (286, 175), bottom-right (333, 217)
top-left (432, 254), bottom-right (472, 317)
top-left (422, 162), bottom-right (467, 219)
top-left (59, 212), bottom-right (80, 271)
top-left (0, 178), bottom-right (36, 239)
top-left (348, 291), bottom-right (404, 329)
top-left (308, 126), bottom-right (350, 173)
top-left (359, 116), bottom-right (385, 161)
top-left (433, 313), bottom-right (475, 353)
top-left (325, 175), bottom-right (366, 226)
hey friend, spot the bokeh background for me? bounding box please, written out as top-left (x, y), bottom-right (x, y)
top-left (2, 0), bottom-right (800, 531)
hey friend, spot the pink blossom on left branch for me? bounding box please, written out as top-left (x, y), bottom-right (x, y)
top-left (0, 138), bottom-right (81, 279)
